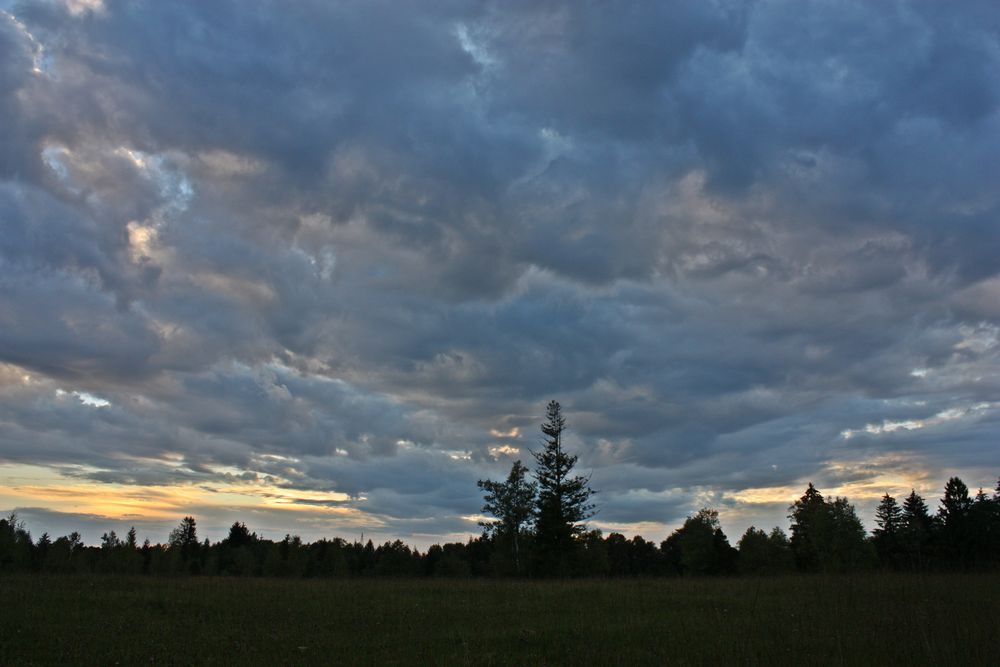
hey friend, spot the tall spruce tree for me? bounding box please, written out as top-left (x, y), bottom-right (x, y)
top-left (873, 493), bottom-right (902, 568)
top-left (874, 493), bottom-right (902, 536)
top-left (531, 400), bottom-right (595, 575)
top-left (939, 477), bottom-right (972, 522)
top-left (938, 476), bottom-right (972, 567)
top-left (900, 489), bottom-right (932, 569)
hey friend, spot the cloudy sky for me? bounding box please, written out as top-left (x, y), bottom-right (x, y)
top-left (1, 0), bottom-right (998, 547)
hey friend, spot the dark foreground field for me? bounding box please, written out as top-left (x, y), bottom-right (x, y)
top-left (1, 574), bottom-right (997, 666)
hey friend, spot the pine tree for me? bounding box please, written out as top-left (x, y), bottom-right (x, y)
top-left (938, 477), bottom-right (972, 522)
top-left (938, 477), bottom-right (972, 568)
top-left (531, 400), bottom-right (595, 575)
top-left (969, 488), bottom-right (994, 568)
top-left (901, 488), bottom-right (933, 567)
top-left (873, 493), bottom-right (903, 569)
top-left (788, 483), bottom-right (826, 572)
top-left (874, 493), bottom-right (902, 536)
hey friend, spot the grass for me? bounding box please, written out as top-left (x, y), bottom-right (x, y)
top-left (1, 573), bottom-right (997, 665)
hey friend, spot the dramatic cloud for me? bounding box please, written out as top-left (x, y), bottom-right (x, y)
top-left (1, 0), bottom-right (998, 546)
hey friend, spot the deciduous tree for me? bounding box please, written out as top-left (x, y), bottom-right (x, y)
top-left (478, 459), bottom-right (536, 574)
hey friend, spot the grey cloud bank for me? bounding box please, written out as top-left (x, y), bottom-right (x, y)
top-left (1, 0), bottom-right (998, 546)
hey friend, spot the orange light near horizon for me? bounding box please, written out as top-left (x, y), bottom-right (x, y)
top-left (725, 454), bottom-right (941, 509)
top-left (0, 463), bottom-right (366, 525)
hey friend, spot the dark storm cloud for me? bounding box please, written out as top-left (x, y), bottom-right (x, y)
top-left (1, 0), bottom-right (998, 542)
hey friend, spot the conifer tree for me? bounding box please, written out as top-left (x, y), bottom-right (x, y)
top-left (873, 493), bottom-right (903, 568)
top-left (531, 400), bottom-right (595, 575)
top-left (789, 483), bottom-right (826, 571)
top-left (938, 477), bottom-right (972, 567)
top-left (969, 488), bottom-right (995, 568)
top-left (874, 493), bottom-right (902, 536)
top-left (938, 477), bottom-right (972, 522)
top-left (788, 484), bottom-right (873, 572)
top-left (901, 489), bottom-right (933, 560)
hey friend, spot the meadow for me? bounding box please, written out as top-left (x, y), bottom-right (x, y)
top-left (1, 573), bottom-right (997, 665)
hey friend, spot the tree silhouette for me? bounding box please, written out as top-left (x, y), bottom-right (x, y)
top-left (823, 496), bottom-right (874, 572)
top-left (662, 508), bottom-right (736, 576)
top-left (737, 526), bottom-right (793, 575)
top-left (0, 513), bottom-right (33, 573)
top-left (789, 483), bottom-right (826, 571)
top-left (992, 478), bottom-right (1000, 566)
top-left (169, 517), bottom-right (198, 549)
top-left (968, 488), bottom-right (995, 568)
top-left (531, 400), bottom-right (595, 575)
top-left (101, 530), bottom-right (122, 550)
top-left (45, 534), bottom-right (77, 573)
top-left (33, 532), bottom-right (51, 572)
top-left (938, 477), bottom-right (972, 567)
top-left (874, 494), bottom-right (902, 536)
top-left (939, 477), bottom-right (972, 518)
top-left (900, 489), bottom-right (932, 569)
top-left (478, 459), bottom-right (536, 574)
top-left (873, 493), bottom-right (903, 568)
top-left (223, 522), bottom-right (255, 548)
top-left (789, 484), bottom-right (873, 572)
top-left (5, 468), bottom-right (1000, 578)
top-left (169, 516), bottom-right (200, 573)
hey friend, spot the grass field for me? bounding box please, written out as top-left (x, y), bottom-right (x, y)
top-left (1, 574), bottom-right (997, 665)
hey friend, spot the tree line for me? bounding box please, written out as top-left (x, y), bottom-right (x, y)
top-left (1, 401), bottom-right (997, 577)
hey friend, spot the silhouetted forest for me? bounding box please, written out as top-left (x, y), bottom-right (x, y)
top-left (2, 475), bottom-right (997, 578)
top-left (2, 402), bottom-right (998, 578)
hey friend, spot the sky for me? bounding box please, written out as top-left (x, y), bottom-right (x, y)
top-left (1, 0), bottom-right (998, 548)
